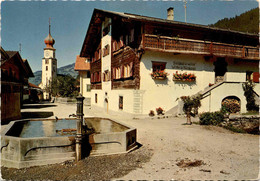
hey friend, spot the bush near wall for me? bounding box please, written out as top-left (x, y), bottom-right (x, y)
top-left (221, 98), bottom-right (240, 113)
top-left (199, 111), bottom-right (224, 125)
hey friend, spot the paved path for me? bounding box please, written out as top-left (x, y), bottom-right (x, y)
top-left (15, 102), bottom-right (260, 180)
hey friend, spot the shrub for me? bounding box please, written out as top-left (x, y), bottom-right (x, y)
top-left (221, 98), bottom-right (240, 113)
top-left (149, 110), bottom-right (155, 117)
top-left (242, 81), bottom-right (259, 111)
top-left (156, 107), bottom-right (164, 115)
top-left (199, 111), bottom-right (224, 126)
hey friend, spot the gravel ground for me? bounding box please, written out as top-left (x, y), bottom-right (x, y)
top-left (1, 146), bottom-right (152, 180)
top-left (1, 102), bottom-right (259, 180)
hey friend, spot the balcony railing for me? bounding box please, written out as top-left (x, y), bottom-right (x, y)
top-left (142, 34), bottom-right (259, 60)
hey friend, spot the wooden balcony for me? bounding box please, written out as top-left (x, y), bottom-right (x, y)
top-left (142, 34), bottom-right (259, 60)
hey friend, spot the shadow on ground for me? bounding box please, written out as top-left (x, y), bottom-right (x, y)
top-left (21, 112), bottom-right (54, 119)
top-left (22, 104), bottom-right (57, 109)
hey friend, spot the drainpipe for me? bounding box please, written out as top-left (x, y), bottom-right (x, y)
top-left (76, 94), bottom-right (85, 162)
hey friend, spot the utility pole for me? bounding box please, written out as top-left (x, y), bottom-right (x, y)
top-left (19, 43), bottom-right (22, 54)
top-left (184, 0), bottom-right (187, 23)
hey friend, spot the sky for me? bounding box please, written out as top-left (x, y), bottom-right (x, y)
top-left (1, 0), bottom-right (259, 72)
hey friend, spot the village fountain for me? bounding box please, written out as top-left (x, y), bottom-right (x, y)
top-left (1, 95), bottom-right (137, 168)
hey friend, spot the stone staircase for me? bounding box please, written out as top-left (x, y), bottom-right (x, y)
top-left (166, 81), bottom-right (225, 116)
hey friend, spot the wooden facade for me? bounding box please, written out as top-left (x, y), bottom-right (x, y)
top-left (1, 47), bottom-right (34, 124)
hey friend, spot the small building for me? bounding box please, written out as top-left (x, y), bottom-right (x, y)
top-left (79, 8), bottom-right (259, 115)
top-left (1, 47), bottom-right (34, 124)
top-left (74, 55), bottom-right (91, 105)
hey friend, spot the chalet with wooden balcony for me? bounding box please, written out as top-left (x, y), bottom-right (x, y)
top-left (1, 46), bottom-right (34, 124)
top-left (80, 8), bottom-right (259, 115)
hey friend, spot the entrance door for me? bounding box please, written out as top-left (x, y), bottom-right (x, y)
top-left (104, 98), bottom-right (108, 113)
top-left (214, 58), bottom-right (227, 83)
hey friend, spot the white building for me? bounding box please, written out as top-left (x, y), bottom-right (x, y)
top-left (74, 55), bottom-right (91, 105)
top-left (79, 8), bottom-right (259, 115)
top-left (39, 20), bottom-right (57, 100)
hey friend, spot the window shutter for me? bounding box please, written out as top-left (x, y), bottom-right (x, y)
top-left (120, 65), bottom-right (124, 78)
top-left (253, 72), bottom-right (259, 83)
top-left (120, 36), bottom-right (124, 48)
top-left (91, 73), bottom-right (93, 83)
top-left (108, 71), bottom-right (111, 81)
top-left (130, 62), bottom-right (133, 77)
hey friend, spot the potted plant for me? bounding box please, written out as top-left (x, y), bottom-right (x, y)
top-left (156, 107), bottom-right (164, 115)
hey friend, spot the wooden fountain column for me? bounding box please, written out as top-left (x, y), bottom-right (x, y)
top-left (76, 94), bottom-right (85, 162)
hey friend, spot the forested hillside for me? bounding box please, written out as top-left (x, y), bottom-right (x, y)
top-left (210, 8), bottom-right (259, 34)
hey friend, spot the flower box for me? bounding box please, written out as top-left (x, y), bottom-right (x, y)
top-left (153, 76), bottom-right (167, 80)
top-left (173, 71), bottom-right (196, 82)
top-left (150, 70), bottom-right (168, 80)
top-left (172, 78), bottom-right (196, 82)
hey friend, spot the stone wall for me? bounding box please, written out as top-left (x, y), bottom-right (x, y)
top-left (220, 115), bottom-right (259, 134)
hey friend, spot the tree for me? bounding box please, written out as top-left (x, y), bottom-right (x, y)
top-left (49, 75), bottom-right (79, 98)
top-left (181, 94), bottom-right (202, 125)
top-left (242, 81), bottom-right (259, 112)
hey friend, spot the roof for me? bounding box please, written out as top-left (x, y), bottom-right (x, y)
top-left (23, 59), bottom-right (34, 77)
top-left (1, 47), bottom-right (34, 78)
top-left (29, 82), bottom-right (40, 89)
top-left (80, 9), bottom-right (259, 57)
top-left (74, 55), bottom-right (90, 71)
top-left (98, 9), bottom-right (257, 36)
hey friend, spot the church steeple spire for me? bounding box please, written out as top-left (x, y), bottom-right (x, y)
top-left (49, 17), bottom-right (51, 35)
top-left (44, 18), bottom-right (55, 49)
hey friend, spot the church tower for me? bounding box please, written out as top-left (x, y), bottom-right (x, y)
top-left (40, 18), bottom-right (57, 100)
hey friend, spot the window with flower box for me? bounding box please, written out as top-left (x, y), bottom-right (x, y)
top-left (151, 61), bottom-right (168, 80)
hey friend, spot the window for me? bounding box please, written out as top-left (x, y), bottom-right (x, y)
top-left (45, 59), bottom-right (49, 64)
top-left (46, 66), bottom-right (48, 71)
top-left (103, 25), bottom-right (110, 36)
top-left (103, 71), bottom-right (111, 82)
top-left (103, 45), bottom-right (110, 57)
top-left (253, 72), bottom-right (259, 83)
top-left (86, 84), bottom-right (91, 92)
top-left (152, 61), bottom-right (166, 72)
top-left (87, 71), bottom-right (91, 78)
top-left (246, 71), bottom-right (253, 81)
top-left (119, 96), bottom-right (123, 110)
top-left (95, 93), bottom-right (98, 103)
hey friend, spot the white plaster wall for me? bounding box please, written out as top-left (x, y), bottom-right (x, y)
top-left (80, 71), bottom-right (91, 98)
top-left (101, 18), bottom-right (112, 92)
top-left (200, 83), bottom-right (246, 113)
top-left (91, 89), bottom-right (135, 113)
top-left (139, 51), bottom-right (215, 114)
top-left (225, 72), bottom-right (246, 82)
top-left (139, 51), bottom-right (259, 114)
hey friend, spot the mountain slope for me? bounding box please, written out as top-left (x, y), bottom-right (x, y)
top-left (210, 8), bottom-right (259, 34)
top-left (29, 63), bottom-right (78, 86)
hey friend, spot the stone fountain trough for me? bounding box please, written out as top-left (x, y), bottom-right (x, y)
top-left (1, 117), bottom-right (136, 168)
